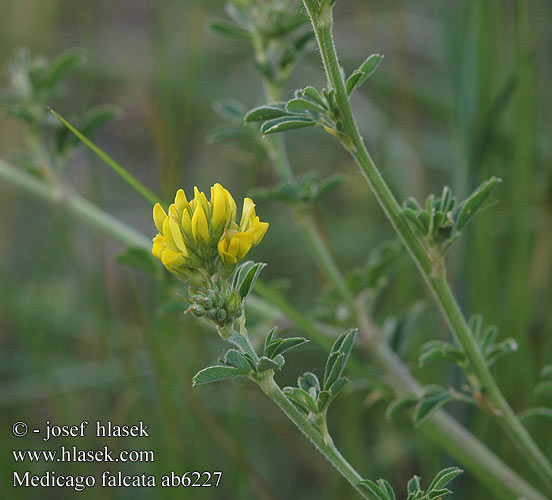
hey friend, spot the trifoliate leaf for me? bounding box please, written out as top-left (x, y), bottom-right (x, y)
top-left (413, 388), bottom-right (455, 426)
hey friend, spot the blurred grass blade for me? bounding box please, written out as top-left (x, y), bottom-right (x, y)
top-left (49, 107), bottom-right (163, 206)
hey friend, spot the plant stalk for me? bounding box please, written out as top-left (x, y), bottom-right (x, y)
top-left (257, 371), bottom-right (371, 499)
top-left (303, 1), bottom-right (552, 491)
top-left (2, 158), bottom-right (547, 499)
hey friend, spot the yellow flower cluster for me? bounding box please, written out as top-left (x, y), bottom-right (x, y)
top-left (152, 184), bottom-right (269, 279)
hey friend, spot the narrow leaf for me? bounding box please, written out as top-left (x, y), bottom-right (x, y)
top-left (245, 103), bottom-right (291, 122)
top-left (269, 337), bottom-right (308, 357)
top-left (261, 116), bottom-right (315, 135)
top-left (48, 108), bottom-right (163, 206)
top-left (192, 365), bottom-right (248, 386)
top-left (225, 349), bottom-right (253, 371)
top-left (455, 177), bottom-right (501, 231)
top-left (238, 262), bottom-right (266, 299)
top-left (346, 54), bottom-right (383, 95)
top-left (286, 98), bottom-right (326, 114)
top-left (427, 467), bottom-right (463, 492)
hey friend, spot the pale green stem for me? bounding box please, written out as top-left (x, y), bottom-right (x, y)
top-left (2, 158), bottom-right (547, 499)
top-left (295, 212), bottom-right (355, 307)
top-left (0, 159), bottom-right (150, 250)
top-left (303, 0), bottom-right (552, 491)
top-left (257, 371), bottom-right (371, 500)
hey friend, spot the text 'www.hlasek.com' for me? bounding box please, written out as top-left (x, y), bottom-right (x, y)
top-left (11, 420), bottom-right (222, 492)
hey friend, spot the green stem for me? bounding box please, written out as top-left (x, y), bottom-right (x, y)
top-left (0, 159), bottom-right (151, 250)
top-left (257, 371), bottom-right (371, 500)
top-left (2, 157), bottom-right (547, 500)
top-left (303, 1), bottom-right (552, 491)
top-left (295, 212), bottom-right (355, 307)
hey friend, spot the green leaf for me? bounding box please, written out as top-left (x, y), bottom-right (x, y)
top-left (268, 337), bottom-right (308, 357)
top-left (206, 125), bottom-right (251, 144)
top-left (315, 174), bottom-right (347, 200)
top-left (407, 476), bottom-right (421, 494)
top-left (212, 99), bottom-right (248, 122)
top-left (238, 262), bottom-right (266, 299)
top-left (318, 377), bottom-right (349, 412)
top-left (261, 116), bottom-right (315, 135)
top-left (403, 208), bottom-right (427, 234)
top-left (284, 387), bottom-right (319, 414)
top-left (257, 356), bottom-right (285, 372)
top-left (298, 372), bottom-right (320, 394)
top-left (485, 338), bottom-right (518, 366)
top-left (358, 480), bottom-right (388, 500)
top-left (324, 329), bottom-right (356, 388)
top-left (518, 407), bottom-right (552, 422)
top-left (286, 98), bottom-right (326, 114)
top-left (346, 54), bottom-right (383, 95)
top-left (47, 48), bottom-right (85, 84)
top-left (80, 105), bottom-right (119, 137)
top-left (419, 340), bottom-right (464, 366)
top-left (377, 479), bottom-right (396, 500)
top-left (385, 393), bottom-right (418, 419)
top-left (541, 364), bottom-right (552, 378)
top-left (245, 103), bottom-right (291, 122)
top-left (192, 365), bottom-right (248, 386)
top-left (49, 108), bottom-right (163, 206)
top-left (427, 467), bottom-right (463, 492)
top-left (535, 381), bottom-right (552, 397)
top-left (225, 349), bottom-right (253, 371)
top-left (116, 247), bottom-right (158, 274)
top-left (264, 327), bottom-right (278, 356)
top-left (300, 86), bottom-right (327, 108)
top-left (414, 388), bottom-right (455, 426)
top-left (208, 19), bottom-right (250, 39)
top-left (454, 177), bottom-right (501, 231)
top-left (428, 488), bottom-right (452, 499)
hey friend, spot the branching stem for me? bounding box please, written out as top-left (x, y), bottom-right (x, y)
top-left (302, 1), bottom-right (552, 491)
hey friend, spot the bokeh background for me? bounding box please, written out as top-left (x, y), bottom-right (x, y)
top-left (1, 0), bottom-right (551, 498)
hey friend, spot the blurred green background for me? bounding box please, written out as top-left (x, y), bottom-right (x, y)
top-left (1, 0), bottom-right (551, 498)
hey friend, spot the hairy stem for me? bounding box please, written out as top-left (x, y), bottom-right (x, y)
top-left (303, 0), bottom-right (552, 491)
top-left (257, 371), bottom-right (371, 499)
top-left (2, 158), bottom-right (547, 499)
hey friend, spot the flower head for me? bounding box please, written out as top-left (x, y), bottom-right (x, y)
top-left (152, 184), bottom-right (268, 280)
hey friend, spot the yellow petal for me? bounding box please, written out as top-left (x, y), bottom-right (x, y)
top-left (162, 216), bottom-right (179, 251)
top-left (181, 207), bottom-right (192, 238)
top-left (226, 232), bottom-right (253, 261)
top-left (169, 217), bottom-right (189, 255)
top-left (174, 189), bottom-right (188, 217)
top-left (153, 203), bottom-right (167, 233)
top-left (217, 237), bottom-right (237, 266)
top-left (191, 204), bottom-right (210, 244)
top-left (247, 218), bottom-right (269, 245)
top-left (223, 186), bottom-right (237, 222)
top-left (161, 248), bottom-right (187, 268)
top-left (152, 234), bottom-right (165, 258)
top-left (211, 183), bottom-right (229, 234)
top-left (239, 198), bottom-right (256, 231)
